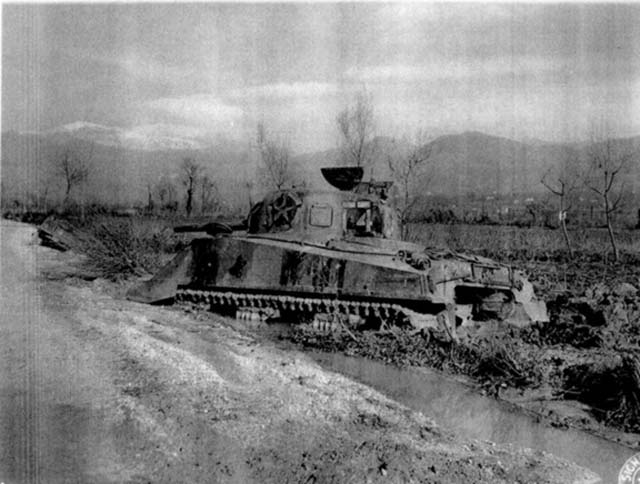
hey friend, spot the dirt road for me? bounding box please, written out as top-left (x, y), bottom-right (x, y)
top-left (0, 220), bottom-right (598, 483)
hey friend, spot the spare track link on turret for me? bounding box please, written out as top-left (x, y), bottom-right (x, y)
top-left (175, 287), bottom-right (446, 332)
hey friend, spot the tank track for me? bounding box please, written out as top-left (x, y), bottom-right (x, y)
top-left (176, 287), bottom-right (454, 334)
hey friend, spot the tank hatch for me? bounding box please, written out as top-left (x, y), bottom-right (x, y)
top-left (321, 166), bottom-right (363, 191)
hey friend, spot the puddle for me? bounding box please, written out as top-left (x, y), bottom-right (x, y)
top-left (309, 350), bottom-right (635, 484)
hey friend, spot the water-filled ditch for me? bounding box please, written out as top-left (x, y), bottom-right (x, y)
top-left (308, 350), bottom-right (634, 484)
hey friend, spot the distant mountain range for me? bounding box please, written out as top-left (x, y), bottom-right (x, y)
top-left (1, 124), bottom-right (255, 208)
top-left (2, 122), bottom-right (640, 209)
top-left (296, 131), bottom-right (640, 198)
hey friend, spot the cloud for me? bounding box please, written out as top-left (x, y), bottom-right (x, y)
top-left (131, 87), bottom-right (349, 151)
top-left (222, 81), bottom-right (353, 151)
top-left (116, 53), bottom-right (190, 81)
top-left (227, 82), bottom-right (341, 101)
top-left (137, 83), bottom-right (346, 147)
top-left (123, 123), bottom-right (209, 140)
top-left (371, 3), bottom-right (513, 52)
top-left (375, 3), bottom-right (511, 28)
top-left (78, 49), bottom-right (193, 84)
top-left (346, 56), bottom-right (563, 84)
top-left (140, 95), bottom-right (245, 136)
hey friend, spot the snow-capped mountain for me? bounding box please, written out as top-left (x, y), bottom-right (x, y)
top-left (2, 121), bottom-right (255, 206)
top-left (47, 121), bottom-right (123, 147)
top-left (120, 124), bottom-right (208, 151)
top-left (45, 121), bottom-right (210, 151)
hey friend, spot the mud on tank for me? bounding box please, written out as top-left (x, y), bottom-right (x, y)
top-left (127, 167), bottom-right (548, 339)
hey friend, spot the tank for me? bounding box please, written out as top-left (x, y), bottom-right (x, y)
top-left (127, 167), bottom-right (548, 338)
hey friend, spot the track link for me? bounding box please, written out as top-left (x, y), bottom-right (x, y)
top-left (176, 287), bottom-right (452, 333)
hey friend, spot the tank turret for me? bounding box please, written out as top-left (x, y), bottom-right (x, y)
top-left (242, 167), bottom-right (400, 243)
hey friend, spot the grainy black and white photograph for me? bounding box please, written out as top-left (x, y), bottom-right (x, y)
top-left (2, 2), bottom-right (640, 483)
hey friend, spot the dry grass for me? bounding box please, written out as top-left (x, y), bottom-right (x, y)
top-left (409, 223), bottom-right (640, 260)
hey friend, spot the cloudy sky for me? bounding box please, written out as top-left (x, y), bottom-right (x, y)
top-left (3, 3), bottom-right (640, 152)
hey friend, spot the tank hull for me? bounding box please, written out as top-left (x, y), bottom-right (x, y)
top-left (128, 234), bottom-right (548, 335)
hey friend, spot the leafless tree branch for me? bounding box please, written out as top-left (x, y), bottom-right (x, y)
top-left (583, 126), bottom-right (636, 262)
top-left (182, 158), bottom-right (203, 217)
top-left (540, 153), bottom-right (582, 257)
top-left (257, 122), bottom-right (294, 191)
top-left (56, 141), bottom-right (93, 206)
top-left (337, 91), bottom-right (375, 168)
top-left (387, 130), bottom-right (434, 239)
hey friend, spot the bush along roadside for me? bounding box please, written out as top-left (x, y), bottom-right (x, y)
top-left (38, 214), bottom-right (184, 280)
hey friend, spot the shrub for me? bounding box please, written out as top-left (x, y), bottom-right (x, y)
top-left (77, 216), bottom-right (182, 280)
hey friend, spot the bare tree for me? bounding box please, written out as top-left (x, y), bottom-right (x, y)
top-left (0, 180), bottom-right (8, 209)
top-left (256, 123), bottom-right (293, 190)
top-left (584, 130), bottom-right (635, 262)
top-left (387, 131), bottom-right (434, 240)
top-left (146, 183), bottom-right (155, 213)
top-left (57, 143), bottom-right (93, 205)
top-left (541, 154), bottom-right (581, 258)
top-left (157, 176), bottom-right (178, 212)
top-left (199, 174), bottom-right (218, 214)
top-left (24, 185), bottom-right (51, 212)
top-left (245, 179), bottom-right (254, 210)
top-left (181, 158), bottom-right (202, 217)
top-left (337, 91), bottom-right (375, 169)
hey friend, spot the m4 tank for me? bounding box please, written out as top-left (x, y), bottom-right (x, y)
top-left (127, 167), bottom-right (548, 338)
